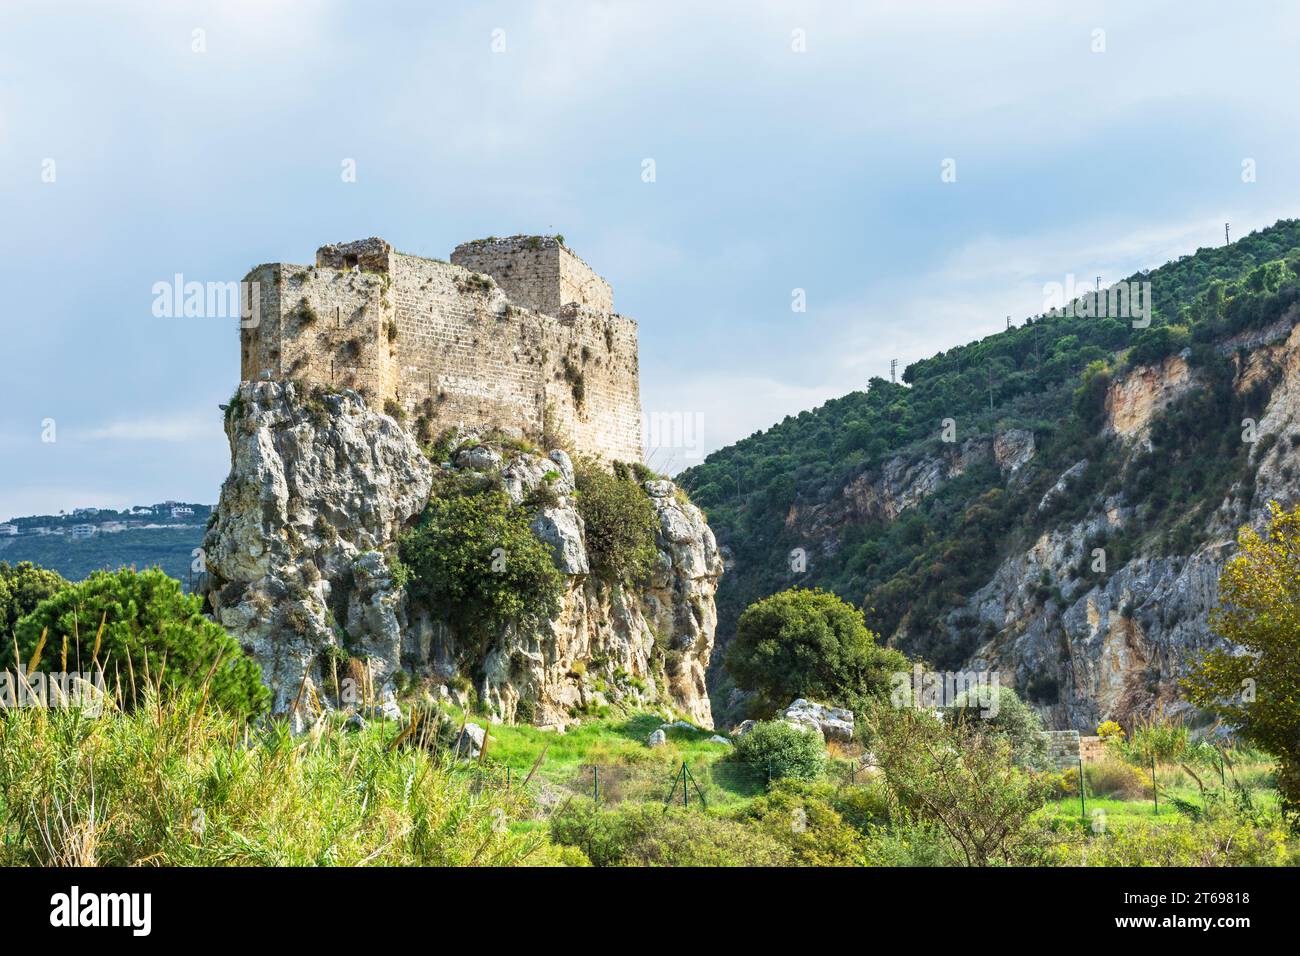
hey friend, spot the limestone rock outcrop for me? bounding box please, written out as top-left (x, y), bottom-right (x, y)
top-left (782, 699), bottom-right (855, 742)
top-left (203, 381), bottom-right (433, 713)
top-left (950, 324), bottom-right (1300, 729)
top-left (201, 380), bottom-right (722, 727)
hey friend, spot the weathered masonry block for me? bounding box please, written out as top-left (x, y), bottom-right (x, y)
top-left (240, 235), bottom-right (642, 462)
top-left (1043, 729), bottom-right (1082, 770)
top-left (450, 236), bottom-right (613, 315)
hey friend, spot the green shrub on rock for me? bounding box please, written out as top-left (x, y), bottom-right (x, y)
top-left (574, 459), bottom-right (658, 585)
top-left (398, 490), bottom-right (565, 638)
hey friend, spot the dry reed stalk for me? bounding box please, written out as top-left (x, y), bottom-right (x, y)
top-left (89, 611), bottom-right (106, 669)
top-left (25, 627), bottom-right (48, 677)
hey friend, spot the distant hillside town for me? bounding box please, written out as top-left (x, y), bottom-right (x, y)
top-left (0, 501), bottom-right (211, 587)
top-left (0, 501), bottom-right (211, 538)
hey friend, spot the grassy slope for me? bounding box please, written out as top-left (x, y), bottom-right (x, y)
top-left (459, 710), bottom-right (773, 809)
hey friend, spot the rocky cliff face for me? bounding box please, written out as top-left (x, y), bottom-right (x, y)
top-left (876, 328), bottom-right (1300, 730)
top-left (744, 323), bottom-right (1300, 732)
top-left (785, 428), bottom-right (1036, 547)
top-left (201, 381), bottom-right (722, 727)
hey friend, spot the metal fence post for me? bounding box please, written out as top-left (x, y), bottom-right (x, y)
top-left (1151, 750), bottom-right (1159, 815)
top-left (1078, 753), bottom-right (1086, 824)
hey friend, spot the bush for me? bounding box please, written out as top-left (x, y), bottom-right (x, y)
top-left (574, 459), bottom-right (658, 584)
top-left (549, 801), bottom-right (791, 866)
top-left (398, 490), bottom-right (565, 638)
top-left (1096, 720), bottom-right (1125, 741)
top-left (732, 720), bottom-right (827, 782)
top-left (4, 568), bottom-right (268, 718)
top-left (1111, 713), bottom-right (1189, 766)
top-left (1049, 768), bottom-right (1080, 799)
top-left (1085, 758), bottom-right (1152, 799)
top-left (728, 587), bottom-right (907, 714)
top-left (943, 685), bottom-right (1051, 770)
top-left (866, 704), bottom-right (1055, 866)
top-left (733, 779), bottom-right (870, 865)
top-left (0, 561), bottom-right (67, 634)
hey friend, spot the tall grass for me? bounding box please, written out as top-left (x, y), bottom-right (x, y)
top-left (0, 688), bottom-right (582, 866)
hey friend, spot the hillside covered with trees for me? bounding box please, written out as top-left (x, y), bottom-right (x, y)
top-left (681, 218), bottom-right (1300, 725)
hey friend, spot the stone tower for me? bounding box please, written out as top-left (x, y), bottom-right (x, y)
top-left (240, 235), bottom-right (642, 462)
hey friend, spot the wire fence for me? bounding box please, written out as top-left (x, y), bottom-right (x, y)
top-left (445, 751), bottom-right (879, 810)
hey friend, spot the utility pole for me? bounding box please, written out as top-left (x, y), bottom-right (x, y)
top-left (1095, 275), bottom-right (1101, 291)
top-left (889, 358), bottom-right (897, 383)
top-left (1225, 222), bottom-right (1231, 245)
top-left (1006, 315), bottom-right (1011, 330)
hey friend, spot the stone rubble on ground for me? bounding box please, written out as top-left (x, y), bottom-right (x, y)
top-left (782, 699), bottom-right (855, 742)
top-left (454, 722), bottom-right (486, 759)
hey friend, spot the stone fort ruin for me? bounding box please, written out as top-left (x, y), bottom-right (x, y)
top-left (241, 236), bottom-right (642, 462)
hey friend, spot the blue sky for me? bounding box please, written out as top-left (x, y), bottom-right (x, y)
top-left (2, 0), bottom-right (1299, 520)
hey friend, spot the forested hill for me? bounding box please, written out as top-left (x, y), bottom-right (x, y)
top-left (0, 503), bottom-right (211, 589)
top-left (680, 217), bottom-right (1300, 728)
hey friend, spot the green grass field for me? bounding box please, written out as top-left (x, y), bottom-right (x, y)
top-left (2, 685), bottom-right (1291, 866)
top-left (441, 709), bottom-right (773, 809)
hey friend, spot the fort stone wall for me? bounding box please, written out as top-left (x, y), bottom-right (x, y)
top-left (240, 236), bottom-right (642, 463)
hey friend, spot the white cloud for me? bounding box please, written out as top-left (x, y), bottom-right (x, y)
top-left (643, 374), bottom-right (842, 474)
top-left (79, 414), bottom-right (220, 444)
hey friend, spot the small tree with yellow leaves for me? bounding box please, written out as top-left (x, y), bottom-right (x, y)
top-left (1184, 501), bottom-right (1300, 824)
